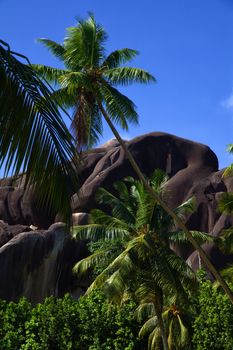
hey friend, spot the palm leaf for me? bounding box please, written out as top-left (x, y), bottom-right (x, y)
top-left (102, 48), bottom-right (139, 68)
top-left (73, 248), bottom-right (111, 275)
top-left (138, 316), bottom-right (158, 338)
top-left (0, 41), bottom-right (80, 223)
top-left (136, 302), bottom-right (156, 322)
top-left (31, 64), bottom-right (67, 84)
top-left (104, 66), bottom-right (156, 86)
top-left (218, 192), bottom-right (233, 214)
top-left (177, 314), bottom-right (189, 347)
top-left (100, 84), bottom-right (138, 128)
top-left (72, 224), bottom-right (129, 241)
top-left (37, 39), bottom-right (65, 60)
top-left (168, 230), bottom-right (213, 245)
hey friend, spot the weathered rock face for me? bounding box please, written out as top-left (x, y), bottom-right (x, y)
top-left (0, 223), bottom-right (88, 302)
top-left (0, 132), bottom-right (232, 301)
top-left (72, 132), bottom-right (219, 213)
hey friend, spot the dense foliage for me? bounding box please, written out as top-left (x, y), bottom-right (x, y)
top-left (192, 275), bottom-right (233, 350)
top-left (1, 276), bottom-right (233, 349)
top-left (0, 291), bottom-right (143, 350)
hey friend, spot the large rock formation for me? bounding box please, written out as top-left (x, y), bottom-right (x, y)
top-left (0, 132), bottom-right (232, 301)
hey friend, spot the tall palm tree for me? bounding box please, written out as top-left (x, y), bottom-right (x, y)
top-left (0, 40), bottom-right (80, 223)
top-left (73, 170), bottom-right (212, 349)
top-left (33, 14), bottom-right (233, 301)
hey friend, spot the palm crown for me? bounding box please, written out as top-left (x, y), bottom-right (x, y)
top-left (33, 14), bottom-right (156, 148)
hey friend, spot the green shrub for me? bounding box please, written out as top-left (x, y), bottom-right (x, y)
top-left (0, 298), bottom-right (32, 350)
top-left (0, 291), bottom-right (143, 349)
top-left (192, 277), bottom-right (233, 350)
top-left (76, 291), bottom-right (142, 350)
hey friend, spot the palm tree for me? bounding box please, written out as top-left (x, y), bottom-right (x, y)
top-left (137, 302), bottom-right (192, 350)
top-left (33, 14), bottom-right (233, 301)
top-left (73, 170), bottom-right (212, 349)
top-left (0, 40), bottom-right (80, 223)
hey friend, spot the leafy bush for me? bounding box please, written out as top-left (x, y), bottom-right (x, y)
top-left (0, 298), bottom-right (32, 350)
top-left (0, 291), bottom-right (143, 350)
top-left (192, 276), bottom-right (233, 350)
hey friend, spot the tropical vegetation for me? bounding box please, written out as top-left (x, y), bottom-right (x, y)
top-left (1, 12), bottom-right (233, 350)
top-left (0, 39), bottom-right (79, 222)
top-left (0, 277), bottom-right (233, 349)
top-left (31, 14), bottom-right (233, 300)
top-left (73, 171), bottom-right (213, 349)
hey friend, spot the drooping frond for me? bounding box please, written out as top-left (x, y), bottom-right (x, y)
top-left (138, 316), bottom-right (158, 338)
top-left (177, 314), bottom-right (190, 347)
top-left (220, 265), bottom-right (233, 283)
top-left (95, 186), bottom-right (136, 225)
top-left (90, 208), bottom-right (131, 230)
top-left (223, 164), bottom-right (233, 177)
top-left (73, 248), bottom-right (111, 276)
top-left (31, 64), bottom-right (67, 84)
top-left (0, 40), bottom-right (79, 223)
top-left (136, 302), bottom-right (156, 322)
top-left (102, 48), bottom-right (139, 68)
top-left (218, 192), bottom-right (233, 214)
top-left (174, 197), bottom-right (196, 219)
top-left (100, 84), bottom-right (138, 128)
top-left (104, 66), bottom-right (156, 86)
top-left (84, 249), bottom-right (131, 294)
top-left (150, 169), bottom-right (168, 193)
top-left (216, 228), bottom-right (233, 254)
top-left (50, 87), bottom-right (77, 109)
top-left (168, 230), bottom-right (213, 245)
top-left (37, 39), bottom-right (66, 60)
top-left (72, 224), bottom-right (129, 241)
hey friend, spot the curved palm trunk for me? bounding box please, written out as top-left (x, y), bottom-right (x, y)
top-left (98, 102), bottom-right (233, 304)
top-left (155, 294), bottom-right (169, 350)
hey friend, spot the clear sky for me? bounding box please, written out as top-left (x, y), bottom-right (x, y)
top-left (1, 0), bottom-right (233, 168)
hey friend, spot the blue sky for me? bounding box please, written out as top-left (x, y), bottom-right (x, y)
top-left (1, 0), bottom-right (233, 168)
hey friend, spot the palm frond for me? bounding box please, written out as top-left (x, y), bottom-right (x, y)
top-left (136, 302), bottom-right (156, 322)
top-left (37, 39), bottom-right (65, 60)
top-left (177, 314), bottom-right (189, 347)
top-left (227, 144), bottom-right (233, 154)
top-left (31, 64), bottom-right (67, 84)
top-left (95, 187), bottom-right (136, 225)
top-left (72, 224), bottom-right (129, 241)
top-left (216, 228), bottom-right (233, 254)
top-left (223, 164), bottom-right (233, 177)
top-left (174, 197), bottom-right (196, 219)
top-left (0, 41), bottom-right (80, 223)
top-left (148, 327), bottom-right (161, 350)
top-left (138, 316), bottom-right (158, 338)
top-left (104, 67), bottom-right (156, 86)
top-left (102, 48), bottom-right (139, 68)
top-left (50, 87), bottom-right (77, 109)
top-left (168, 230), bottom-right (213, 245)
top-left (218, 192), bottom-right (233, 214)
top-left (73, 249), bottom-right (111, 275)
top-left (90, 208), bottom-right (130, 229)
top-left (85, 249), bottom-right (131, 294)
top-left (150, 169), bottom-right (168, 193)
top-left (100, 84), bottom-right (139, 128)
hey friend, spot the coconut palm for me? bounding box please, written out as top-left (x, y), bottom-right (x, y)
top-left (32, 14), bottom-right (155, 148)
top-left (137, 301), bottom-right (192, 350)
top-left (73, 170), bottom-right (212, 349)
top-left (0, 40), bottom-right (79, 223)
top-left (33, 14), bottom-right (233, 301)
